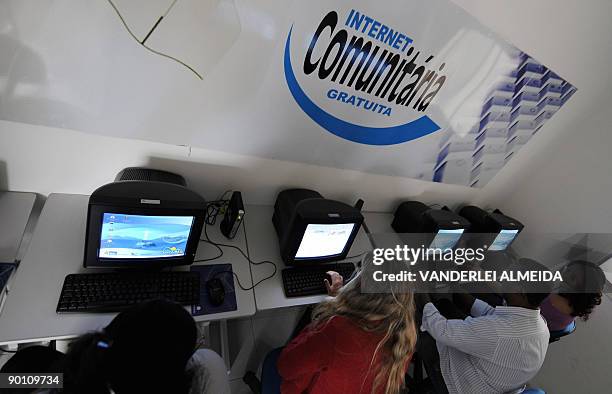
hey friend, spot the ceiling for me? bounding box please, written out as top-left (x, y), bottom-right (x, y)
top-left (452, 0), bottom-right (612, 115)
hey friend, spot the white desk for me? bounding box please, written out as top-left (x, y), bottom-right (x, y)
top-left (246, 205), bottom-right (394, 311)
top-left (0, 191), bottom-right (37, 262)
top-left (0, 193), bottom-right (256, 346)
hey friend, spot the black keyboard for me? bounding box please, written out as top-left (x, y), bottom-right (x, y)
top-left (282, 262), bottom-right (355, 298)
top-left (57, 272), bottom-right (200, 313)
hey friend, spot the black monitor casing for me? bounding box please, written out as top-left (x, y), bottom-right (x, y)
top-left (392, 201), bottom-right (470, 247)
top-left (392, 201), bottom-right (470, 233)
top-left (272, 189), bottom-right (363, 265)
top-left (459, 206), bottom-right (523, 233)
top-left (458, 205), bottom-right (524, 249)
top-left (84, 179), bottom-right (206, 268)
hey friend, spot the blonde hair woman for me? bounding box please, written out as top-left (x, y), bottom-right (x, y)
top-left (276, 257), bottom-right (417, 394)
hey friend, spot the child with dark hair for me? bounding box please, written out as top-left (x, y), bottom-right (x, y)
top-left (418, 258), bottom-right (553, 394)
top-left (1, 300), bottom-right (229, 394)
top-left (540, 260), bottom-right (606, 331)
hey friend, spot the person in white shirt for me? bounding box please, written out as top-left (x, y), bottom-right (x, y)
top-left (417, 258), bottom-right (553, 394)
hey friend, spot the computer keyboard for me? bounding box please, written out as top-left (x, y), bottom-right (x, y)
top-left (281, 262), bottom-right (356, 298)
top-left (57, 271), bottom-right (200, 313)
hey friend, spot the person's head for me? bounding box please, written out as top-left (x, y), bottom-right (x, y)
top-left (559, 260), bottom-right (605, 320)
top-left (312, 259), bottom-right (416, 394)
top-left (61, 299), bottom-right (198, 394)
top-left (503, 258), bottom-right (554, 309)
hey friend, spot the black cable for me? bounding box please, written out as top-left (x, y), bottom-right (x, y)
top-left (242, 219), bottom-right (277, 284)
top-left (194, 200), bottom-right (228, 262)
top-left (106, 0), bottom-right (203, 80)
top-left (345, 252), bottom-right (367, 260)
top-left (211, 269), bottom-right (260, 292)
top-left (197, 199), bottom-right (277, 290)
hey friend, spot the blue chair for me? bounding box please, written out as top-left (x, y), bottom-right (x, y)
top-left (549, 320), bottom-right (576, 343)
top-left (522, 389), bottom-right (546, 394)
top-left (261, 348), bottom-right (283, 394)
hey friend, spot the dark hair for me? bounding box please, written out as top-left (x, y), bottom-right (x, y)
top-left (61, 299), bottom-right (197, 394)
top-left (560, 260), bottom-right (605, 321)
top-left (516, 258), bottom-right (554, 308)
top-left (0, 346), bottom-right (64, 394)
top-left (525, 292), bottom-right (551, 308)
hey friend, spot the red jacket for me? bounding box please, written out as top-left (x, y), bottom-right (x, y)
top-left (277, 316), bottom-right (409, 394)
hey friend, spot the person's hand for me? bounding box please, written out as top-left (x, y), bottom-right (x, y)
top-left (324, 271), bottom-right (344, 296)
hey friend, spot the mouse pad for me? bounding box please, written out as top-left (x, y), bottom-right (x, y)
top-left (191, 264), bottom-right (238, 316)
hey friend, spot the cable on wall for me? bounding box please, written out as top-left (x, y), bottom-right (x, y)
top-left (106, 0), bottom-right (203, 80)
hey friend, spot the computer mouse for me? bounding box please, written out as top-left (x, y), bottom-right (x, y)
top-left (206, 278), bottom-right (225, 306)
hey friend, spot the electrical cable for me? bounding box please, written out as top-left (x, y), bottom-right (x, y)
top-left (106, 0), bottom-right (203, 80)
top-left (196, 199), bottom-right (277, 290)
top-left (345, 251), bottom-right (367, 260)
top-left (193, 199), bottom-right (228, 262)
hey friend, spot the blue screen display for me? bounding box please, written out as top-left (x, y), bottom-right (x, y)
top-left (430, 229), bottom-right (465, 250)
top-left (99, 213), bottom-right (194, 259)
top-left (488, 229), bottom-right (519, 251)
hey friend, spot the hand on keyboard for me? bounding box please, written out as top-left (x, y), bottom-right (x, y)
top-left (324, 271), bottom-right (344, 296)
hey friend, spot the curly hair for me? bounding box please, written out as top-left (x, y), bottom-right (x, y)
top-left (561, 291), bottom-right (602, 320)
top-left (560, 260), bottom-right (605, 321)
top-left (312, 275), bottom-right (416, 394)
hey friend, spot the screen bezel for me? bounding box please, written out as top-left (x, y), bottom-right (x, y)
top-left (288, 220), bottom-right (361, 265)
top-left (429, 228), bottom-right (465, 250)
top-left (84, 205), bottom-right (204, 268)
top-left (487, 229), bottom-right (519, 251)
top-left (294, 222), bottom-right (357, 261)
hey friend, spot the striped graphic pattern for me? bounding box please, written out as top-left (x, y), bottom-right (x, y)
top-left (432, 52), bottom-right (577, 187)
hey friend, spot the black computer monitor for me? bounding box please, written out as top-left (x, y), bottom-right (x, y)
top-left (392, 201), bottom-right (470, 250)
top-left (84, 178), bottom-right (206, 268)
top-left (429, 228), bottom-right (466, 250)
top-left (458, 205), bottom-right (524, 251)
top-left (272, 189), bottom-right (363, 265)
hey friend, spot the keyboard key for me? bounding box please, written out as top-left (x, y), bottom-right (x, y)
top-left (56, 272), bottom-right (200, 313)
top-left (282, 262), bottom-right (355, 298)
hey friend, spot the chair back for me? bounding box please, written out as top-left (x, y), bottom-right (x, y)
top-left (549, 320), bottom-right (576, 343)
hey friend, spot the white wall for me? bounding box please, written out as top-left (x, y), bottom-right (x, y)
top-left (2, 1), bottom-right (612, 392)
top-left (0, 119), bottom-right (479, 212)
top-left (477, 96), bottom-right (612, 393)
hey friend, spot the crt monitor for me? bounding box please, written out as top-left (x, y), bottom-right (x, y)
top-left (430, 229), bottom-right (466, 250)
top-left (458, 205), bottom-right (524, 251)
top-left (98, 213), bottom-right (195, 260)
top-left (392, 201), bottom-right (470, 250)
top-left (272, 189), bottom-right (363, 265)
top-left (488, 229), bottom-right (520, 251)
top-left (84, 178), bottom-right (206, 268)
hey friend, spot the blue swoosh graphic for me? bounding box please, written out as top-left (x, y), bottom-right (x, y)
top-left (284, 27), bottom-right (441, 146)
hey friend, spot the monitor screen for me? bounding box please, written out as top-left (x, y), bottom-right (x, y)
top-left (429, 229), bottom-right (465, 250)
top-left (488, 229), bottom-right (519, 251)
top-left (99, 213), bottom-right (195, 259)
top-left (295, 223), bottom-right (356, 259)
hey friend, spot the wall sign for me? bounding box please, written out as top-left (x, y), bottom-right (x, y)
top-left (0, 0), bottom-right (576, 187)
top-left (282, 2), bottom-right (576, 187)
top-left (283, 9), bottom-right (446, 145)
